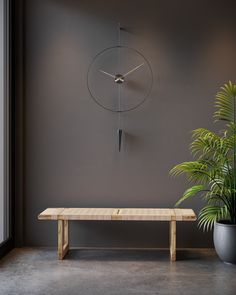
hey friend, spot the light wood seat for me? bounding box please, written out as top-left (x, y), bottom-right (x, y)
top-left (38, 207), bottom-right (196, 261)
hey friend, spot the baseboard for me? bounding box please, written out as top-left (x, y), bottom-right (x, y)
top-left (0, 238), bottom-right (14, 259)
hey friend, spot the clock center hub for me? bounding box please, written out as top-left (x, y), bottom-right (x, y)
top-left (115, 74), bottom-right (124, 84)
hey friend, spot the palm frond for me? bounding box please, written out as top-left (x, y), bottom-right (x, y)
top-left (175, 185), bottom-right (205, 206)
top-left (191, 128), bottom-right (230, 161)
top-left (170, 161), bottom-right (211, 184)
top-left (198, 205), bottom-right (229, 231)
top-left (214, 81), bottom-right (236, 122)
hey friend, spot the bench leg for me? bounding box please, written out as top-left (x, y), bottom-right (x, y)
top-left (169, 220), bottom-right (176, 262)
top-left (58, 220), bottom-right (69, 260)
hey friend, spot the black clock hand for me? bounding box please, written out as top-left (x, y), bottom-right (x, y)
top-left (123, 63), bottom-right (144, 78)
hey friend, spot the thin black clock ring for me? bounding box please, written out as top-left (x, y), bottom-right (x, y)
top-left (87, 45), bottom-right (153, 113)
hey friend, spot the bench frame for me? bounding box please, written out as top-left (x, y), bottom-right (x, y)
top-left (38, 208), bottom-right (196, 261)
top-left (58, 220), bottom-right (69, 260)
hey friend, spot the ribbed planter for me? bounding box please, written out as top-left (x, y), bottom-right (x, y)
top-left (213, 221), bottom-right (236, 264)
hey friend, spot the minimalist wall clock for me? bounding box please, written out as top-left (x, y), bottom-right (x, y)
top-left (87, 24), bottom-right (153, 151)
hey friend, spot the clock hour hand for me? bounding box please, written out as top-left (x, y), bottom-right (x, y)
top-left (99, 69), bottom-right (116, 79)
top-left (123, 63), bottom-right (144, 78)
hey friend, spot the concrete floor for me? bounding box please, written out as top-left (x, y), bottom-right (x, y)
top-left (0, 248), bottom-right (236, 295)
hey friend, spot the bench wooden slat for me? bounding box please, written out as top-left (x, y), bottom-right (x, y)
top-left (116, 208), bottom-right (196, 221)
top-left (38, 208), bottom-right (65, 220)
top-left (116, 208), bottom-right (176, 221)
top-left (39, 208), bottom-right (119, 221)
top-left (58, 208), bottom-right (119, 220)
top-left (174, 209), bottom-right (196, 221)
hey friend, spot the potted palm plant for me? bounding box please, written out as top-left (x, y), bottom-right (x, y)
top-left (170, 81), bottom-right (236, 264)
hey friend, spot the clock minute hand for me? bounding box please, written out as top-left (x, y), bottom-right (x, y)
top-left (123, 63), bottom-right (144, 78)
top-left (99, 69), bottom-right (116, 79)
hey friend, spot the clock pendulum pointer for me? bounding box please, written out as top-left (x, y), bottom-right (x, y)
top-left (117, 23), bottom-right (122, 152)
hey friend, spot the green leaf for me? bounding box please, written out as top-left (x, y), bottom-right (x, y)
top-left (214, 81), bottom-right (236, 122)
top-left (175, 185), bottom-right (205, 206)
top-left (198, 205), bottom-right (229, 231)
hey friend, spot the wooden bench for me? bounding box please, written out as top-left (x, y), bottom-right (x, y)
top-left (38, 208), bottom-right (196, 261)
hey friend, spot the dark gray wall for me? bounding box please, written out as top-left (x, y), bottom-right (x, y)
top-left (21, 0), bottom-right (236, 247)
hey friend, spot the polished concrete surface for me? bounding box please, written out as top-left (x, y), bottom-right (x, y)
top-left (0, 248), bottom-right (236, 295)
